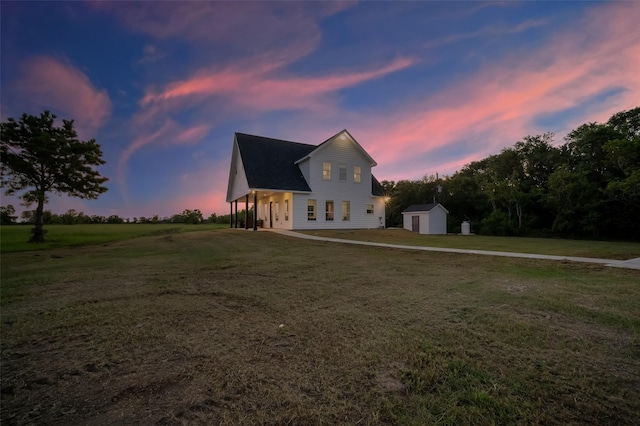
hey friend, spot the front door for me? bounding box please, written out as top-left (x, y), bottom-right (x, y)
top-left (412, 215), bottom-right (419, 232)
top-left (269, 202), bottom-right (273, 228)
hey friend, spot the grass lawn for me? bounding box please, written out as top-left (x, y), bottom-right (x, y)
top-left (300, 228), bottom-right (640, 260)
top-left (0, 223), bottom-right (228, 253)
top-left (1, 229), bottom-right (639, 424)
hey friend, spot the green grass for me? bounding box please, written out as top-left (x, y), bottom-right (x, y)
top-left (301, 228), bottom-right (640, 259)
top-left (1, 229), bottom-right (639, 424)
top-left (0, 223), bottom-right (228, 252)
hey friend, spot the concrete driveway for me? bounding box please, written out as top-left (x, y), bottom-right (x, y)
top-left (266, 229), bottom-right (640, 270)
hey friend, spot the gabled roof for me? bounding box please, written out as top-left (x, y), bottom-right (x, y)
top-left (295, 129), bottom-right (377, 167)
top-left (402, 203), bottom-right (449, 213)
top-left (235, 133), bottom-right (314, 192)
top-left (233, 131), bottom-right (385, 196)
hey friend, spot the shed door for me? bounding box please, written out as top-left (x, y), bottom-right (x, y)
top-left (412, 215), bottom-right (419, 232)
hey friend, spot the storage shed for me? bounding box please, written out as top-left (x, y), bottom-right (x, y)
top-left (402, 203), bottom-right (449, 235)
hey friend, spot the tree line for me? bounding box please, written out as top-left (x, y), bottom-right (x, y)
top-left (0, 207), bottom-right (236, 226)
top-left (383, 107), bottom-right (640, 240)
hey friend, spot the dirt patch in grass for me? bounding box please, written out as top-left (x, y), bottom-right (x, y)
top-left (2, 230), bottom-right (639, 424)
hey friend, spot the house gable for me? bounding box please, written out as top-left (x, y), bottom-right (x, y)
top-left (226, 136), bottom-right (250, 203)
top-left (295, 129), bottom-right (377, 167)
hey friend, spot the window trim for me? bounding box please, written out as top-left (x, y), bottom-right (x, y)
top-left (307, 199), bottom-right (317, 221)
top-left (339, 164), bottom-right (347, 182)
top-left (325, 200), bottom-right (334, 221)
top-left (354, 165), bottom-right (362, 183)
top-left (323, 162), bottom-right (331, 180)
top-left (342, 200), bottom-right (350, 221)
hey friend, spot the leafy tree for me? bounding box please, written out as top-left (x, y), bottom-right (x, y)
top-left (1, 111), bottom-right (108, 242)
top-left (107, 215), bottom-right (124, 224)
top-left (0, 204), bottom-right (17, 224)
top-left (91, 215), bottom-right (107, 224)
top-left (61, 209), bottom-right (79, 225)
top-left (206, 213), bottom-right (218, 224)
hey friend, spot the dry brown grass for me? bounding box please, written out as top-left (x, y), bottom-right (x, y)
top-left (1, 229), bottom-right (639, 425)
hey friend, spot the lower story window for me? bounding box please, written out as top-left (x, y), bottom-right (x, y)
top-left (307, 199), bottom-right (317, 221)
top-left (366, 204), bottom-right (374, 214)
top-left (285, 199), bottom-right (289, 221)
top-left (326, 201), bottom-right (334, 221)
top-left (342, 201), bottom-right (350, 221)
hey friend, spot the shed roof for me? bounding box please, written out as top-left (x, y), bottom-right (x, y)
top-left (235, 132), bottom-right (385, 195)
top-left (402, 203), bottom-right (448, 213)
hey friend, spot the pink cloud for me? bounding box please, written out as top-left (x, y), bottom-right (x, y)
top-left (349, 2), bottom-right (640, 179)
top-left (142, 57), bottom-right (414, 112)
top-left (15, 56), bottom-right (111, 139)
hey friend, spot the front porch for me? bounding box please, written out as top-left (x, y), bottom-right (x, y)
top-left (228, 190), bottom-right (293, 231)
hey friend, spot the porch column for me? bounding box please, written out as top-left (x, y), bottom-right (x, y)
top-left (234, 200), bottom-right (238, 228)
top-left (253, 191), bottom-right (258, 231)
top-left (245, 194), bottom-right (249, 229)
top-left (229, 202), bottom-right (233, 228)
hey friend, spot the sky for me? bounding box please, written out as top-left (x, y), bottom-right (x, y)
top-left (1, 1), bottom-right (639, 219)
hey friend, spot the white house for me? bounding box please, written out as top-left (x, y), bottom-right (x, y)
top-left (402, 203), bottom-right (449, 235)
top-left (226, 130), bottom-right (387, 230)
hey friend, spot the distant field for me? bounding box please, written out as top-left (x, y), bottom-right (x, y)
top-left (301, 229), bottom-right (640, 260)
top-left (0, 223), bottom-right (228, 252)
top-left (1, 229), bottom-right (639, 424)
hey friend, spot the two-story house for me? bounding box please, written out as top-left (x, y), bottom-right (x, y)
top-left (226, 129), bottom-right (387, 230)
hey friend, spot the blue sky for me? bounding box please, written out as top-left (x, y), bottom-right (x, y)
top-left (1, 1), bottom-right (638, 219)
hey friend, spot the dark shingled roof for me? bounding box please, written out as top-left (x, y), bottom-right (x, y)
top-left (372, 175), bottom-right (386, 197)
top-left (235, 132), bottom-right (385, 195)
top-left (402, 203), bottom-right (441, 213)
top-left (236, 133), bottom-right (314, 192)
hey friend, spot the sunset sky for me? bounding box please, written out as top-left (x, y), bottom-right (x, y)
top-left (1, 1), bottom-right (639, 219)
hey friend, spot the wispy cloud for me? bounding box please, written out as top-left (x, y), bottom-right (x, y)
top-left (13, 56), bottom-right (111, 139)
top-left (424, 17), bottom-right (550, 49)
top-left (141, 57), bottom-right (414, 111)
top-left (118, 119), bottom-right (212, 188)
top-left (351, 2), bottom-right (640, 180)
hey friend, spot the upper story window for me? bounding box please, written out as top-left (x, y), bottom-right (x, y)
top-left (325, 201), bottom-right (334, 221)
top-left (354, 166), bottom-right (362, 183)
top-left (307, 199), bottom-right (317, 221)
top-left (339, 164), bottom-right (347, 182)
top-left (323, 162), bottom-right (331, 180)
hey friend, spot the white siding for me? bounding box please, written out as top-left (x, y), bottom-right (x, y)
top-left (226, 140), bottom-right (250, 202)
top-left (428, 207), bottom-right (447, 234)
top-left (291, 134), bottom-right (385, 229)
top-left (298, 159), bottom-right (310, 186)
top-left (402, 213), bottom-right (415, 231)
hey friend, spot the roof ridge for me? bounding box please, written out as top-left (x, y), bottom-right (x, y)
top-left (235, 132), bottom-right (314, 148)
